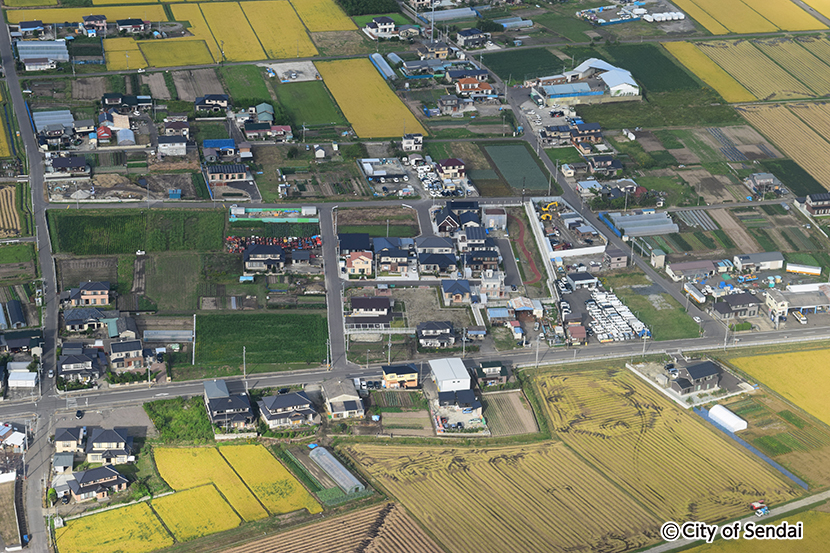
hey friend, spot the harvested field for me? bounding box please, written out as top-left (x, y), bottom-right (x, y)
top-left (708, 209), bottom-right (759, 252)
top-left (72, 77), bottom-right (106, 100)
top-left (141, 73), bottom-right (171, 100)
top-left (57, 257), bottom-right (118, 292)
top-left (0, 481), bottom-right (18, 548)
top-left (346, 442), bottom-right (662, 553)
top-left (172, 69), bottom-right (224, 102)
top-left (0, 188), bottom-right (20, 237)
top-left (752, 37), bottom-right (830, 97)
top-left (223, 502), bottom-right (444, 553)
top-left (481, 390), bottom-right (538, 436)
top-left (381, 411), bottom-right (433, 437)
top-left (378, 287), bottom-right (471, 329)
top-left (310, 31), bottom-right (371, 57)
top-left (680, 169), bottom-right (736, 204)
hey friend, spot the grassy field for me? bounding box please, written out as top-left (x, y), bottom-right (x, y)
top-left (637, 175), bottom-right (696, 206)
top-left (484, 144), bottom-right (549, 190)
top-left (144, 396), bottom-right (214, 444)
top-left (274, 81), bottom-right (346, 127)
top-left (144, 253), bottom-right (201, 311)
top-left (0, 243), bottom-right (34, 264)
top-left (603, 43), bottom-right (698, 93)
top-left (608, 284), bottom-right (700, 341)
top-left (47, 210), bottom-right (225, 255)
top-left (481, 48), bottom-right (565, 82)
top-left (219, 65), bottom-right (271, 103)
top-left (195, 312), bottom-right (327, 371)
top-left (55, 502), bottom-right (172, 553)
top-left (532, 12), bottom-right (593, 42)
top-left (337, 224), bottom-right (418, 237)
top-left (152, 485), bottom-right (241, 541)
top-left (545, 147), bottom-right (584, 165)
top-left (0, 482), bottom-right (17, 548)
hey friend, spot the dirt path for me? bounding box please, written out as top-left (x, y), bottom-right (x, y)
top-left (708, 209), bottom-right (760, 253)
top-left (507, 214), bottom-right (542, 285)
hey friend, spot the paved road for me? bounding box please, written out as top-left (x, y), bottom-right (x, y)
top-left (322, 205), bottom-right (348, 369)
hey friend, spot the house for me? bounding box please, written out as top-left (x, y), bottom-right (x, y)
top-left (68, 466), bottom-right (128, 502)
top-left (6, 300), bottom-right (25, 329)
top-left (671, 361), bottom-right (720, 395)
top-left (23, 58), bottom-right (55, 72)
top-left (745, 172), bottom-right (782, 195)
top-left (244, 121), bottom-right (272, 140)
top-left (455, 78), bottom-right (494, 97)
top-left (456, 28), bottom-right (489, 47)
top-left (480, 269), bottom-right (505, 298)
top-left (338, 233), bottom-right (371, 255)
top-left (206, 164), bottom-right (247, 183)
top-left (50, 156), bottom-right (89, 176)
top-left (53, 452), bottom-right (74, 474)
top-left (350, 296), bottom-right (390, 316)
top-left (96, 126), bottom-right (113, 143)
top-left (462, 251), bottom-right (499, 274)
top-left (442, 279), bottom-right (471, 304)
top-left (416, 41), bottom-right (450, 60)
top-left (258, 392), bottom-right (319, 429)
top-left (243, 244), bottom-right (285, 273)
top-left (63, 307), bottom-right (107, 332)
top-left (588, 156), bottom-right (623, 177)
top-left (157, 135), bottom-right (187, 156)
top-left (345, 251), bottom-right (373, 276)
top-left (85, 427), bottom-right (133, 465)
top-left (73, 120), bottom-right (95, 135)
top-left (252, 102), bottom-right (274, 122)
top-left (457, 211), bottom-right (481, 229)
top-left (204, 379), bottom-right (255, 429)
top-left (418, 253), bottom-right (457, 274)
top-left (109, 340), bottom-right (143, 370)
top-left (381, 364), bottom-right (419, 389)
top-left (417, 321), bottom-right (455, 348)
top-left (402, 133), bottom-right (423, 152)
top-left (475, 361), bottom-right (508, 387)
top-left (438, 95), bottom-right (460, 115)
top-left (321, 380), bottom-right (364, 419)
top-left (19, 20), bottom-right (44, 35)
top-left (366, 16), bottom-right (396, 36)
top-left (666, 260), bottom-right (716, 282)
top-left (376, 248), bottom-right (410, 274)
top-left (711, 293), bottom-right (760, 321)
top-left (483, 208), bottom-right (507, 230)
top-left (605, 248), bottom-right (627, 270)
top-left (113, 317), bottom-right (139, 340)
top-left (566, 272), bottom-right (598, 290)
top-left (733, 252), bottom-right (784, 272)
top-left (445, 69), bottom-right (489, 83)
top-left (416, 235), bottom-right (454, 255)
top-left (58, 352), bottom-right (103, 382)
top-left (195, 94), bottom-right (230, 112)
top-left (271, 125), bottom-right (293, 142)
top-left (804, 193), bottom-right (830, 216)
top-left (164, 120), bottom-right (190, 138)
top-left (54, 427), bottom-right (84, 453)
top-left (67, 281), bottom-right (110, 307)
top-left (571, 122), bottom-right (603, 143)
top-left (439, 389), bottom-right (482, 417)
top-left (435, 206), bottom-right (460, 235)
top-left (290, 249), bottom-right (311, 265)
top-left (429, 358), bottom-right (470, 392)
top-left (437, 158), bottom-right (466, 179)
top-left (116, 19), bottom-right (148, 33)
top-left (455, 226), bottom-right (487, 252)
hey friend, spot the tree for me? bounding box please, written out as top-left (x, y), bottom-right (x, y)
top-left (47, 488), bottom-right (57, 506)
top-left (287, 146), bottom-right (299, 159)
top-left (478, 20), bottom-right (503, 33)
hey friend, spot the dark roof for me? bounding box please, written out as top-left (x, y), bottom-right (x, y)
top-left (447, 200), bottom-right (479, 211)
top-left (672, 377), bottom-right (693, 391)
top-left (116, 316), bottom-right (138, 335)
top-left (110, 340), bottom-right (141, 354)
top-left (417, 321), bottom-right (453, 333)
top-left (441, 279), bottom-right (470, 295)
top-left (72, 465), bottom-right (127, 487)
top-left (243, 243), bottom-right (284, 260)
top-left (207, 164), bottom-right (246, 174)
top-left (351, 296), bottom-right (390, 310)
top-left (808, 192), bottom-right (830, 202)
top-left (382, 364), bottom-right (417, 377)
top-left (463, 226), bottom-right (487, 240)
top-left (80, 281), bottom-right (110, 292)
top-left (567, 272), bottom-right (596, 282)
top-left (83, 15), bottom-right (107, 22)
top-left (6, 300), bottom-right (24, 325)
top-left (260, 392), bottom-right (312, 412)
top-left (59, 354), bottom-right (94, 368)
top-left (377, 247), bottom-right (408, 260)
top-left (455, 389), bottom-right (478, 408)
top-left (54, 427), bottom-right (82, 442)
top-left (435, 206), bottom-right (458, 225)
top-left (158, 135), bottom-right (186, 144)
top-left (338, 233), bottom-right (371, 253)
top-left (291, 249), bottom-right (311, 261)
top-left (713, 302), bottom-right (732, 315)
top-left (458, 28), bottom-right (483, 36)
top-left (575, 122), bottom-right (602, 132)
top-left (165, 120), bottom-right (189, 129)
top-left (439, 158), bottom-right (464, 168)
top-left (374, 16), bottom-right (395, 23)
top-left (207, 395), bottom-right (252, 416)
top-left (685, 361), bottom-right (720, 381)
top-left (63, 307), bottom-right (105, 323)
top-left (458, 211), bottom-right (480, 226)
top-left (418, 253), bottom-right (456, 268)
top-left (86, 427), bottom-right (128, 447)
top-left (116, 18), bottom-right (144, 26)
top-left (52, 156), bottom-right (86, 170)
top-left (438, 391), bottom-right (456, 406)
top-left (244, 121), bottom-right (271, 131)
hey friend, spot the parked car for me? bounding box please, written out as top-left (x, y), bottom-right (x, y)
top-left (75, 410), bottom-right (83, 420)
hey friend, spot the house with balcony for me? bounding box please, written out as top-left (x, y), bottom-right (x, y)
top-left (54, 427), bottom-right (84, 453)
top-left (345, 251), bottom-right (373, 276)
top-left (258, 392), bottom-right (319, 429)
top-left (85, 427), bottom-right (133, 465)
top-left (402, 133), bottom-right (423, 152)
top-left (109, 340), bottom-right (143, 370)
top-left (321, 380), bottom-right (364, 419)
top-left (474, 361), bottom-right (509, 387)
top-left (204, 379), bottom-right (255, 430)
top-left (65, 281), bottom-right (110, 307)
top-left (243, 244), bottom-right (285, 274)
top-left (442, 279), bottom-right (471, 304)
top-left (417, 321), bottom-right (455, 348)
top-left (382, 364), bottom-right (419, 389)
top-left (67, 466), bottom-right (128, 502)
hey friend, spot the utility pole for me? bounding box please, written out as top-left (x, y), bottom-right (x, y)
top-left (386, 218), bottom-right (389, 238)
top-left (243, 346), bottom-right (248, 393)
top-left (462, 328), bottom-right (466, 357)
top-left (387, 333), bottom-right (391, 364)
top-left (192, 314), bottom-right (196, 365)
top-left (535, 333), bottom-right (541, 368)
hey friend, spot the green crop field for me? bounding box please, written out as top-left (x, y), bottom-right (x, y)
top-left (195, 313), bottom-right (327, 370)
top-left (274, 81), bottom-right (347, 127)
top-left (533, 12), bottom-right (593, 42)
top-left (48, 210), bottom-right (225, 255)
top-left (352, 13), bottom-right (410, 26)
top-left (481, 48), bottom-right (565, 82)
top-left (761, 159), bottom-right (826, 196)
top-left (337, 224), bottom-right (418, 237)
top-left (604, 44), bottom-right (698, 93)
top-left (218, 65), bottom-right (270, 104)
top-left (0, 243), bottom-right (34, 264)
top-left (145, 253), bottom-right (201, 311)
top-left (484, 145), bottom-right (549, 190)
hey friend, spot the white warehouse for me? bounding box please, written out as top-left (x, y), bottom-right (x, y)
top-left (429, 358), bottom-right (470, 392)
top-left (709, 404), bottom-right (747, 433)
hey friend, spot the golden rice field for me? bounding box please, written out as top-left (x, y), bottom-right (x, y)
top-left (241, 1), bottom-right (318, 59)
top-left (698, 40), bottom-right (813, 100)
top-left (672, 0), bottom-right (728, 34)
top-left (346, 442), bottom-right (661, 553)
top-left (5, 0), bottom-right (56, 6)
top-left (798, 35), bottom-right (830, 61)
top-left (802, 0), bottom-right (830, 20)
top-left (317, 59), bottom-right (426, 138)
top-left (789, 102), bottom-right (830, 140)
top-left (535, 369), bottom-right (802, 523)
top-left (7, 5), bottom-right (166, 24)
top-left (290, 0), bottom-right (356, 32)
top-left (731, 350), bottom-right (830, 426)
top-left (751, 0), bottom-right (826, 31)
top-left (170, 4), bottom-right (220, 61)
top-left (752, 38), bottom-right (830, 96)
top-left (200, 3), bottom-right (265, 62)
top-left (55, 503), bottom-right (172, 553)
top-left (0, 107), bottom-right (12, 159)
top-left (0, 188), bottom-right (21, 236)
top-left (139, 39), bottom-right (214, 67)
top-left (683, 509), bottom-right (830, 552)
top-left (686, 0), bottom-right (778, 33)
top-left (155, 447), bottom-right (268, 522)
top-left (93, 0), bottom-right (159, 4)
top-left (152, 485), bottom-right (241, 541)
top-left (738, 104), bottom-right (830, 188)
top-left (221, 445), bottom-right (322, 515)
top-left (103, 38), bottom-right (148, 71)
top-left (663, 42), bottom-right (755, 102)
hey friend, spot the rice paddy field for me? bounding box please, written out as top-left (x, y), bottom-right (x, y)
top-left (139, 40), bottom-right (213, 67)
top-left (242, 1), bottom-right (318, 59)
top-left (672, 0), bottom-right (825, 33)
top-left (7, 5), bottom-right (167, 24)
top-left (103, 37), bottom-right (148, 71)
top-left (200, 2), bottom-right (265, 61)
top-left (663, 42), bottom-right (755, 103)
top-left (731, 350), bottom-right (830, 427)
top-left (753, 38), bottom-right (830, 96)
top-left (55, 503), bottom-right (173, 553)
top-left (170, 4), bottom-right (221, 61)
top-left (289, 0), bottom-right (356, 32)
top-left (151, 485), bottom-right (241, 541)
top-left (0, 94), bottom-right (13, 159)
top-left (316, 59), bottom-right (426, 138)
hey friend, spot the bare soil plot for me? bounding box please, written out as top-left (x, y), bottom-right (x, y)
top-left (259, 61), bottom-right (319, 82)
top-left (337, 206), bottom-right (417, 226)
top-left (382, 411), bottom-right (433, 437)
top-left (142, 73), bottom-right (171, 100)
top-left (452, 142), bottom-right (490, 170)
top-left (679, 169), bottom-right (736, 203)
top-left (708, 208), bottom-right (760, 252)
top-left (173, 68), bottom-right (223, 102)
top-left (57, 257), bottom-right (117, 292)
top-left (482, 390), bottom-right (539, 436)
top-left (722, 125), bottom-right (776, 147)
top-left (71, 77), bottom-right (105, 100)
top-left (634, 131), bottom-right (664, 152)
top-left (310, 31), bottom-right (370, 57)
top-left (379, 287), bottom-right (472, 329)
top-left (0, 261), bottom-right (35, 283)
top-left (0, 480), bottom-right (18, 548)
top-left (736, 144), bottom-right (778, 160)
top-left (667, 145), bottom-right (700, 165)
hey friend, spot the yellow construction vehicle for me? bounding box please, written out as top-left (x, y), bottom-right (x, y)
top-left (541, 213), bottom-right (552, 221)
top-left (541, 201), bottom-right (559, 212)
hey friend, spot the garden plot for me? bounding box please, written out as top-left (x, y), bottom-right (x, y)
top-left (481, 390), bottom-right (538, 437)
top-left (71, 77), bottom-right (106, 100)
top-left (141, 73), bottom-right (171, 100)
top-left (57, 257), bottom-right (118, 293)
top-left (707, 209), bottom-right (760, 253)
top-left (172, 69), bottom-right (224, 102)
top-left (678, 169), bottom-right (736, 203)
top-left (381, 411), bottom-right (433, 437)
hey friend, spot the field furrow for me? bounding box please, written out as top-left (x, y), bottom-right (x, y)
top-left (752, 38), bottom-right (830, 96)
top-left (664, 42), bottom-right (756, 103)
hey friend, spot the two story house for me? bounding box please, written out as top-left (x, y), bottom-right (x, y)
top-left (350, 297), bottom-right (391, 317)
top-left (417, 321), bottom-right (455, 348)
top-left (381, 364), bottom-right (419, 389)
top-left (66, 281), bottom-right (110, 307)
top-left (401, 133), bottom-right (423, 152)
top-left (418, 253), bottom-right (457, 275)
top-left (63, 307), bottom-right (107, 332)
top-left (54, 427), bottom-right (84, 453)
top-left (345, 251), bottom-right (373, 276)
top-left (670, 361), bottom-right (721, 396)
top-left (321, 380), bottom-right (364, 419)
top-left (195, 94), bottom-right (230, 112)
top-left (109, 340), bottom-right (143, 370)
top-left (68, 466), bottom-right (128, 502)
top-left (442, 279), bottom-right (471, 304)
top-left (58, 352), bottom-right (103, 382)
top-left (85, 427), bottom-right (133, 465)
top-left (243, 244), bottom-right (285, 274)
top-left (204, 379), bottom-right (255, 430)
top-left (376, 248), bottom-right (410, 275)
top-left (437, 158), bottom-right (466, 180)
top-left (257, 392), bottom-right (319, 429)
top-left (456, 28), bottom-right (489, 48)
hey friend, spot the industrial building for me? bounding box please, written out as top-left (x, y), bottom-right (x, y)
top-left (530, 58), bottom-right (640, 106)
top-left (605, 210), bottom-right (678, 237)
top-left (733, 252), bottom-right (784, 272)
top-left (429, 358), bottom-right (470, 392)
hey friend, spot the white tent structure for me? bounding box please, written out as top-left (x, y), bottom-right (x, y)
top-left (709, 404), bottom-right (747, 432)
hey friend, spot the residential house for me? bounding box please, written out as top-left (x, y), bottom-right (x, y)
top-left (96, 126), bottom-right (113, 144)
top-left (588, 156), bottom-right (623, 177)
top-left (116, 19), bottom-right (148, 33)
top-left (804, 193), bottom-right (830, 216)
top-left (474, 361), bottom-right (508, 387)
top-left (63, 308), bottom-right (106, 332)
top-left (570, 122), bottom-right (603, 144)
top-left (243, 244), bottom-right (285, 273)
top-left (345, 251), bottom-right (373, 276)
top-left (417, 41), bottom-right (450, 60)
top-left (435, 206), bottom-right (460, 235)
top-left (666, 260), bottom-right (717, 282)
top-left (711, 293), bottom-right (760, 321)
top-left (418, 253), bottom-right (457, 274)
top-left (429, 358), bottom-right (470, 392)
top-left (164, 120), bottom-right (190, 138)
top-left (338, 233), bottom-right (371, 255)
top-left (442, 279), bottom-right (471, 304)
top-left (456, 28), bottom-right (489, 48)
top-left (19, 21), bottom-right (44, 35)
top-left (114, 317), bottom-right (138, 340)
top-left (157, 135), bottom-right (187, 156)
top-left (381, 364), bottom-right (418, 389)
top-left (321, 380), bottom-right (364, 419)
top-left (438, 389), bottom-right (482, 417)
top-left (66, 281), bottom-right (110, 307)
top-left (397, 25), bottom-right (421, 39)
top-left (53, 452), bottom-right (74, 474)
top-left (54, 427), bottom-right (84, 453)
top-left (291, 249), bottom-right (311, 265)
top-left (68, 466), bottom-right (128, 502)
top-left (204, 379), bottom-right (255, 429)
top-left (457, 211), bottom-right (480, 229)
top-left (605, 248), bottom-right (627, 270)
top-left (73, 120), bottom-right (95, 135)
top-left (437, 158), bottom-right (466, 180)
top-left (206, 164), bottom-right (247, 183)
top-left (366, 16), bottom-right (396, 36)
top-left (401, 133), bottom-right (423, 152)
top-left (671, 361), bottom-right (721, 395)
top-left (195, 94), bottom-right (229, 112)
top-left (416, 235), bottom-right (454, 255)
top-left (376, 248), bottom-right (410, 275)
top-left (253, 102), bottom-right (274, 122)
top-left (462, 251), bottom-right (499, 274)
top-left (50, 156), bottom-right (89, 176)
top-left (744, 172), bottom-right (781, 195)
top-left (455, 226), bottom-right (487, 252)
top-left (85, 427), bottom-right (133, 465)
top-left (350, 296), bottom-right (391, 317)
top-left (417, 321), bottom-right (455, 348)
top-left (258, 392), bottom-right (319, 429)
top-left (445, 68), bottom-right (489, 83)
top-left (480, 269), bottom-right (506, 298)
top-left (483, 207), bottom-right (507, 230)
top-left (243, 121), bottom-right (272, 140)
top-left (438, 95), bottom-right (460, 115)
top-left (109, 340), bottom-right (143, 370)
top-left (271, 125), bottom-right (293, 142)
top-left (455, 78), bottom-right (494, 97)
top-left (58, 351), bottom-right (103, 383)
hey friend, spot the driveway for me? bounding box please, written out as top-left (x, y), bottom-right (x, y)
top-left (497, 238), bottom-right (522, 288)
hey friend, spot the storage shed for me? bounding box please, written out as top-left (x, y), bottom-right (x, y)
top-left (309, 447), bottom-right (365, 494)
top-left (429, 358), bottom-right (471, 392)
top-left (708, 404), bottom-right (747, 432)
